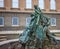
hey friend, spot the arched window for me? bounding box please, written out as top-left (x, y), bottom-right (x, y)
top-left (50, 0), bottom-right (56, 10)
top-left (0, 0), bottom-right (4, 7)
top-left (39, 0), bottom-right (44, 9)
top-left (26, 0), bottom-right (32, 9)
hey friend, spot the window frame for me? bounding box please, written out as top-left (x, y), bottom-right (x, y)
top-left (0, 0), bottom-right (4, 7)
top-left (12, 17), bottom-right (19, 26)
top-left (50, 0), bottom-right (56, 10)
top-left (12, 0), bottom-right (19, 8)
top-left (26, 0), bottom-right (32, 9)
top-left (38, 0), bottom-right (44, 9)
top-left (0, 17), bottom-right (4, 27)
top-left (50, 18), bottom-right (56, 26)
top-left (26, 17), bottom-right (31, 26)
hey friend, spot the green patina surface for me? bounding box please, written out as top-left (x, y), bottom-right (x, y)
top-left (19, 5), bottom-right (57, 49)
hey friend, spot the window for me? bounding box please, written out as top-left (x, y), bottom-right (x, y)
top-left (50, 0), bottom-right (56, 10)
top-left (0, 17), bottom-right (4, 26)
top-left (26, 0), bottom-right (32, 9)
top-left (12, 17), bottom-right (19, 26)
top-left (12, 0), bottom-right (19, 8)
top-left (0, 0), bottom-right (4, 7)
top-left (39, 0), bottom-right (44, 9)
top-left (26, 17), bottom-right (31, 26)
top-left (50, 18), bottom-right (56, 26)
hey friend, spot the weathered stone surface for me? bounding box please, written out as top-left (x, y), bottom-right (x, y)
top-left (0, 41), bottom-right (60, 49)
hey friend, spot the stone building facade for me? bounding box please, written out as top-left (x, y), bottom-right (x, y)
top-left (0, 0), bottom-right (60, 40)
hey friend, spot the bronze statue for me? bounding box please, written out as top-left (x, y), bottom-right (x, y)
top-left (19, 5), bottom-right (57, 49)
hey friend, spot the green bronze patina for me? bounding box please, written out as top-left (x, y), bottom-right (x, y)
top-left (19, 5), bottom-right (57, 49)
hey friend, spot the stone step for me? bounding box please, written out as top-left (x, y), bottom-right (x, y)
top-left (0, 36), bottom-right (7, 39)
top-left (0, 36), bottom-right (7, 41)
top-left (0, 39), bottom-right (7, 42)
top-left (55, 34), bottom-right (60, 37)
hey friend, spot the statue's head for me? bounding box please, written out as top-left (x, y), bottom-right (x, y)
top-left (34, 5), bottom-right (41, 12)
top-left (34, 5), bottom-right (38, 9)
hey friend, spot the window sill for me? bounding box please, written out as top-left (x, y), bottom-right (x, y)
top-left (51, 25), bottom-right (56, 26)
top-left (25, 8), bottom-right (33, 10)
top-left (0, 25), bottom-right (4, 27)
top-left (12, 25), bottom-right (19, 27)
top-left (49, 9), bottom-right (57, 11)
top-left (11, 8), bottom-right (20, 10)
top-left (0, 7), bottom-right (6, 9)
top-left (25, 8), bottom-right (46, 11)
top-left (41, 9), bottom-right (46, 11)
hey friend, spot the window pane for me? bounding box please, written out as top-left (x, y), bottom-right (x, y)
top-left (26, 0), bottom-right (32, 8)
top-left (39, 0), bottom-right (44, 9)
top-left (0, 0), bottom-right (4, 1)
top-left (50, 0), bottom-right (56, 10)
top-left (0, 17), bottom-right (4, 25)
top-left (26, 17), bottom-right (31, 26)
top-left (50, 18), bottom-right (56, 26)
top-left (0, 0), bottom-right (4, 7)
top-left (12, 2), bottom-right (18, 8)
top-left (12, 0), bottom-right (18, 2)
top-left (12, 0), bottom-right (19, 8)
top-left (12, 17), bottom-right (19, 25)
top-left (13, 18), bottom-right (18, 25)
top-left (0, 18), bottom-right (3, 25)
